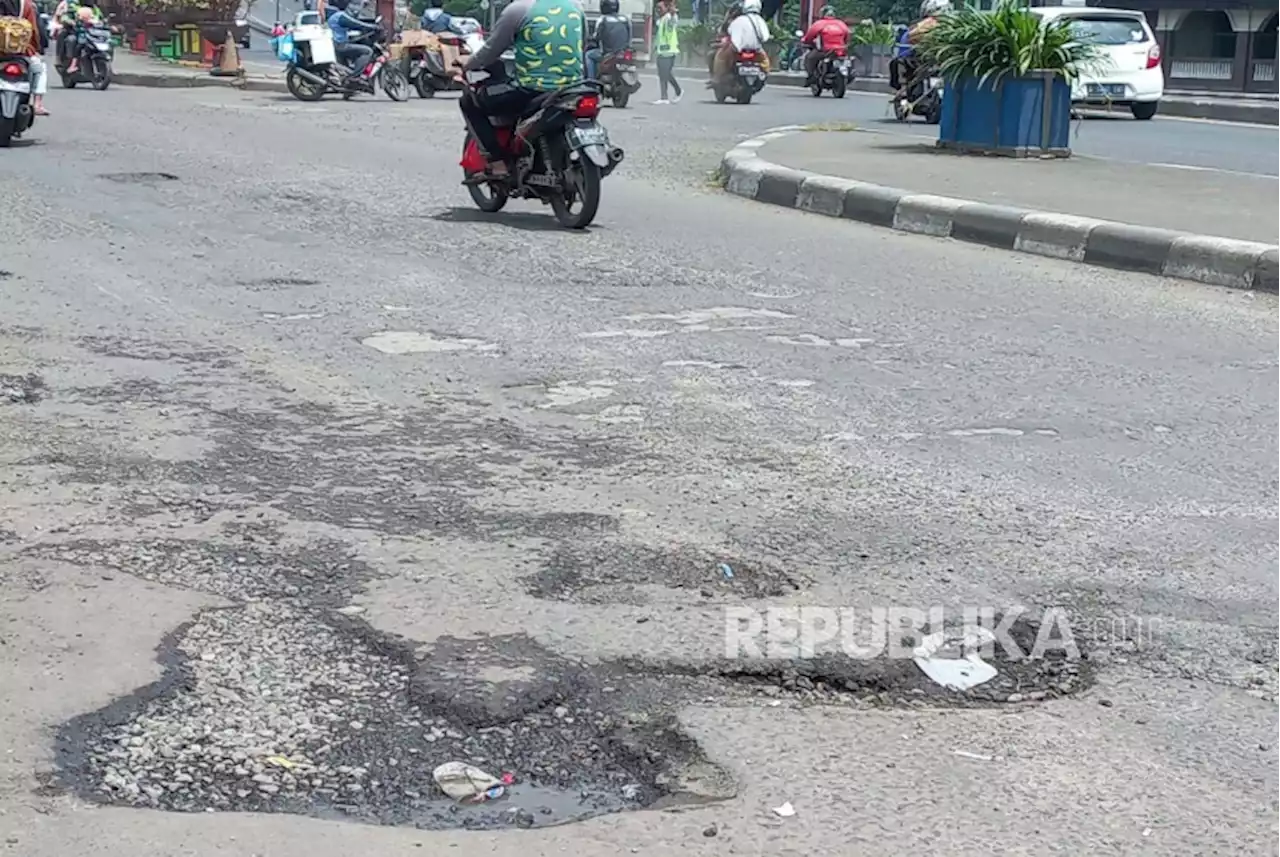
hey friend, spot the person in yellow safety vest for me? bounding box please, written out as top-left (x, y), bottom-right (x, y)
top-left (653, 0), bottom-right (681, 103)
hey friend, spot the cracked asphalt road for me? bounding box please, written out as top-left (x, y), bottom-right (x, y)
top-left (0, 85), bottom-right (1276, 856)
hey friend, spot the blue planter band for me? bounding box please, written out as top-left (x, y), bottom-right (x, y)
top-left (938, 70), bottom-right (1072, 158)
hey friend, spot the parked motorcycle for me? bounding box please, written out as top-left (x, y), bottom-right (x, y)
top-left (406, 30), bottom-right (482, 98)
top-left (711, 47), bottom-right (766, 105)
top-left (57, 24), bottom-right (113, 90)
top-left (283, 17), bottom-right (409, 102)
top-left (459, 73), bottom-right (624, 230)
top-left (807, 46), bottom-right (851, 99)
top-left (0, 55), bottom-right (35, 148)
top-left (596, 48), bottom-right (640, 109)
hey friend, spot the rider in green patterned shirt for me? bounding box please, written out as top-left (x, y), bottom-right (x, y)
top-left (461, 0), bottom-right (585, 176)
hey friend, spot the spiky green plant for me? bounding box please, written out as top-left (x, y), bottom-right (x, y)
top-left (917, 0), bottom-right (1106, 86)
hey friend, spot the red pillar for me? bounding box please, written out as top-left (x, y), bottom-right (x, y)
top-left (376, 0), bottom-right (395, 35)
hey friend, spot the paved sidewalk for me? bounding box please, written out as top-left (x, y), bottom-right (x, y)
top-left (111, 50), bottom-right (285, 89)
top-left (762, 129), bottom-right (1278, 244)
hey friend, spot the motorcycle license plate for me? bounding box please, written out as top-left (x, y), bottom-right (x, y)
top-left (616, 63), bottom-right (634, 71)
top-left (738, 65), bottom-right (762, 78)
top-left (94, 41), bottom-right (111, 51)
top-left (836, 59), bottom-right (849, 72)
top-left (567, 123), bottom-right (609, 149)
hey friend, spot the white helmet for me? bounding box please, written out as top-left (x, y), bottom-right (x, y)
top-left (742, 0), bottom-right (762, 14)
top-left (919, 0), bottom-right (950, 16)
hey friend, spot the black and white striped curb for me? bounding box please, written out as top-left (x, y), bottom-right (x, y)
top-left (721, 128), bottom-right (1278, 293)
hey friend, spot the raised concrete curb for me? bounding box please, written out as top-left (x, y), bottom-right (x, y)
top-left (721, 128), bottom-right (1279, 292)
top-left (114, 69), bottom-right (288, 93)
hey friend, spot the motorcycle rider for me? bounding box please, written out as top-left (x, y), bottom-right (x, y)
top-left (710, 0), bottom-right (767, 88)
top-left (419, 0), bottom-right (462, 34)
top-left (458, 0), bottom-right (584, 178)
top-left (800, 5), bottom-right (848, 86)
top-left (584, 0), bottom-right (630, 82)
top-left (325, 0), bottom-right (380, 85)
top-left (4, 0), bottom-right (47, 115)
top-left (890, 0), bottom-right (949, 96)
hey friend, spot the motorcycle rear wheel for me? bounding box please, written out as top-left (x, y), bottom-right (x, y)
top-left (0, 115), bottom-right (14, 148)
top-left (831, 75), bottom-right (846, 99)
top-left (287, 67), bottom-right (327, 101)
top-left (415, 75), bottom-right (435, 98)
top-left (809, 82), bottom-right (822, 97)
top-left (549, 155), bottom-right (602, 230)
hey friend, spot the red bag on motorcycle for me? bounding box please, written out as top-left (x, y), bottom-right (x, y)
top-left (460, 127), bottom-right (513, 173)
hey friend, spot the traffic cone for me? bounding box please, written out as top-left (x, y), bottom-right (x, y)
top-left (210, 30), bottom-right (243, 77)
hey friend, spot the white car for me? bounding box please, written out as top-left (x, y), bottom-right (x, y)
top-left (1032, 5), bottom-right (1164, 120)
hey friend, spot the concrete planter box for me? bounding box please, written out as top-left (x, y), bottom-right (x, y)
top-left (938, 70), bottom-right (1072, 158)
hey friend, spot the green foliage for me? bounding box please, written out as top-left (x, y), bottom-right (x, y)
top-left (850, 19), bottom-right (893, 46)
top-left (918, 0), bottom-right (1104, 85)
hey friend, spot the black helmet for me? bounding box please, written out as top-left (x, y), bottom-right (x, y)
top-left (600, 0), bottom-right (618, 14)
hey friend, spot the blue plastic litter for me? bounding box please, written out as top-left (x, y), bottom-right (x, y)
top-left (718, 563), bottom-right (734, 580)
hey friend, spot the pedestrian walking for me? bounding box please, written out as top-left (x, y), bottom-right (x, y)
top-left (653, 0), bottom-right (681, 104)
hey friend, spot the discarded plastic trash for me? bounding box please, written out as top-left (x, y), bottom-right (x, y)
top-left (718, 563), bottom-right (735, 580)
top-left (912, 627), bottom-right (998, 691)
top-left (500, 772), bottom-right (516, 785)
top-left (771, 801), bottom-right (796, 818)
top-left (264, 756), bottom-right (297, 770)
top-left (432, 762), bottom-right (506, 803)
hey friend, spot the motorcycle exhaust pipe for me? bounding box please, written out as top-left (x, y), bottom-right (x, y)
top-left (608, 147), bottom-right (624, 165)
top-left (290, 65), bottom-right (329, 87)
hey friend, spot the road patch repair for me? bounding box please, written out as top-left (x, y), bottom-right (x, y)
top-left (720, 126), bottom-right (1278, 292)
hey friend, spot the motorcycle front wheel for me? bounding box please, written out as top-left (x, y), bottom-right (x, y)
top-left (415, 74), bottom-right (434, 98)
top-left (831, 75), bottom-right (846, 99)
top-left (611, 89), bottom-right (629, 109)
top-left (381, 64), bottom-right (410, 102)
top-left (549, 153), bottom-right (601, 230)
top-left (91, 56), bottom-right (111, 91)
top-left (461, 135), bottom-right (509, 213)
top-left (286, 67), bottom-right (327, 101)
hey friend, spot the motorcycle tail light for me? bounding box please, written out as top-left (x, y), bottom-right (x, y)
top-left (1, 62), bottom-right (23, 77)
top-left (622, 49), bottom-right (633, 60)
top-left (573, 94), bottom-right (600, 118)
top-left (737, 50), bottom-right (757, 61)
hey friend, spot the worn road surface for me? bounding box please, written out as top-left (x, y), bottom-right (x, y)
top-left (0, 85), bottom-right (1277, 856)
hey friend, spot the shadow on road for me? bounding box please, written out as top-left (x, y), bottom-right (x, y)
top-left (428, 206), bottom-right (599, 232)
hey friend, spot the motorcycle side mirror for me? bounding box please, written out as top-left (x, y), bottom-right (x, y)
top-left (794, 29), bottom-right (803, 37)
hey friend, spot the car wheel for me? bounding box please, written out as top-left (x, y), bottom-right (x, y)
top-left (1130, 101), bottom-right (1158, 121)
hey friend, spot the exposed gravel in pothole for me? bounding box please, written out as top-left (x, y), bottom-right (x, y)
top-left (28, 537), bottom-right (368, 606)
top-left (526, 542), bottom-right (807, 603)
top-left (1, 372), bottom-right (45, 405)
top-left (58, 610), bottom-right (727, 831)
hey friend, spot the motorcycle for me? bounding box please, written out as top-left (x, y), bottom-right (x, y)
top-left (57, 24), bottom-right (114, 91)
top-left (0, 55), bottom-right (34, 148)
top-left (892, 66), bottom-right (942, 124)
top-left (282, 16), bottom-right (409, 102)
top-left (595, 47), bottom-right (640, 109)
top-left (459, 72), bottom-right (624, 230)
top-left (711, 45), bottom-right (765, 105)
top-left (807, 46), bottom-right (852, 99)
top-left (407, 30), bottom-right (482, 98)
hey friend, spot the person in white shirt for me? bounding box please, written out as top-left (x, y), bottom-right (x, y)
top-left (710, 0), bottom-right (769, 86)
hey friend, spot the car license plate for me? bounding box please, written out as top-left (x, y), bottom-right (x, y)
top-left (568, 123), bottom-right (609, 148)
top-left (1087, 83), bottom-right (1125, 97)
